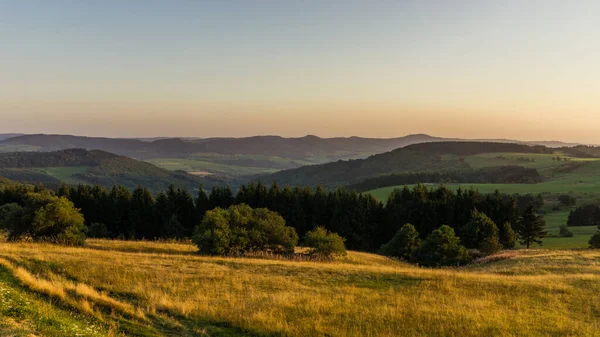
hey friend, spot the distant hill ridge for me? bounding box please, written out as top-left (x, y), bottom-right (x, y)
top-left (0, 149), bottom-right (220, 191)
top-left (0, 133), bottom-right (586, 160)
top-left (0, 133), bottom-right (448, 160)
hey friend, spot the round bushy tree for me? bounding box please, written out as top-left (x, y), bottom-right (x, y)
top-left (461, 209), bottom-right (502, 255)
top-left (192, 204), bottom-right (298, 256)
top-left (193, 207), bottom-right (234, 255)
top-left (303, 227), bottom-right (346, 258)
top-left (32, 197), bottom-right (86, 246)
top-left (559, 225), bottom-right (574, 238)
top-left (412, 225), bottom-right (471, 267)
top-left (379, 223), bottom-right (420, 260)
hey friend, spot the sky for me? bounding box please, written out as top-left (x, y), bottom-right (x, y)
top-left (0, 0), bottom-right (599, 142)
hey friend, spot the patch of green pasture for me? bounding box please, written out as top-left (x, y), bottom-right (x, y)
top-left (42, 166), bottom-right (90, 185)
top-left (464, 152), bottom-right (567, 171)
top-left (147, 158), bottom-right (279, 177)
top-left (539, 234), bottom-right (595, 249)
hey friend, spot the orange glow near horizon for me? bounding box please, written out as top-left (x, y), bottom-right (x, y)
top-left (1, 1), bottom-right (599, 143)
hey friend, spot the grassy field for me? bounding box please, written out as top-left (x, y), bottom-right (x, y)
top-left (368, 152), bottom-right (600, 249)
top-left (42, 166), bottom-right (91, 185)
top-left (0, 240), bottom-right (599, 336)
top-left (147, 157), bottom-right (280, 177)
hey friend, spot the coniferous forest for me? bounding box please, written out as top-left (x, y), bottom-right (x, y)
top-left (0, 181), bottom-right (543, 253)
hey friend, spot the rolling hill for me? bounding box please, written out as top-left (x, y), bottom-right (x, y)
top-left (261, 142), bottom-right (553, 188)
top-left (0, 133), bottom-right (586, 178)
top-left (0, 133), bottom-right (446, 159)
top-left (1, 240), bottom-right (599, 336)
top-left (0, 149), bottom-right (221, 191)
top-left (0, 134), bottom-right (23, 141)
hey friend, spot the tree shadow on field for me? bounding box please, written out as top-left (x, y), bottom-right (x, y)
top-left (147, 311), bottom-right (282, 337)
top-left (83, 241), bottom-right (199, 256)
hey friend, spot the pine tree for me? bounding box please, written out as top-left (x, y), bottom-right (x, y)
top-left (516, 205), bottom-right (547, 248)
top-left (129, 186), bottom-right (156, 239)
top-left (195, 185), bottom-right (209, 223)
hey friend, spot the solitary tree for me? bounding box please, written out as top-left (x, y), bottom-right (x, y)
top-left (516, 205), bottom-right (547, 248)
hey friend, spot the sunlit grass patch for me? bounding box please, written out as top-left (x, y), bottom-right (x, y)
top-left (0, 240), bottom-right (599, 336)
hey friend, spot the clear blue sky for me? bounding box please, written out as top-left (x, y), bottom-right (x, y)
top-left (1, 0), bottom-right (599, 141)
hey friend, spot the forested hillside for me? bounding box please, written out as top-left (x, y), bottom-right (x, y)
top-left (262, 142), bottom-right (551, 188)
top-left (0, 149), bottom-right (219, 191)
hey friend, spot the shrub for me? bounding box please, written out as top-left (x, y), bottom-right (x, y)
top-left (589, 231), bottom-right (600, 249)
top-left (558, 194), bottom-right (577, 207)
top-left (461, 209), bottom-right (502, 255)
top-left (499, 222), bottom-right (516, 249)
top-left (558, 225), bottom-right (574, 237)
top-left (1, 193), bottom-right (87, 246)
top-left (412, 225), bottom-right (471, 267)
top-left (379, 223), bottom-right (420, 260)
top-left (303, 227), bottom-right (346, 258)
top-left (192, 204), bottom-right (298, 256)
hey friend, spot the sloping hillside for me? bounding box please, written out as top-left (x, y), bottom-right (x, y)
top-left (0, 134), bottom-right (23, 141)
top-left (0, 240), bottom-right (599, 337)
top-left (0, 149), bottom-right (220, 191)
top-left (0, 176), bottom-right (16, 186)
top-left (1, 134), bottom-right (589, 179)
top-left (261, 142), bottom-right (551, 188)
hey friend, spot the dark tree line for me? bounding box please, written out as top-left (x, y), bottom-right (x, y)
top-left (0, 182), bottom-right (545, 252)
top-left (568, 204), bottom-right (600, 227)
top-left (347, 166), bottom-right (543, 192)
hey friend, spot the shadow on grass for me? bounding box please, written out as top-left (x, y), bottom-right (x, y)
top-left (0, 263), bottom-right (278, 337)
top-left (83, 242), bottom-right (198, 256)
top-left (148, 311), bottom-right (279, 337)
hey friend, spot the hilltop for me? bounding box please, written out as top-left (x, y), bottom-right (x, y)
top-left (0, 149), bottom-right (220, 191)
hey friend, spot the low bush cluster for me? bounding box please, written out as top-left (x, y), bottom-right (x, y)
top-left (303, 227), bottom-right (346, 258)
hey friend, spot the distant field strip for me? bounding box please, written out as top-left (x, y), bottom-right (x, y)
top-left (42, 166), bottom-right (91, 184)
top-left (147, 157), bottom-right (279, 177)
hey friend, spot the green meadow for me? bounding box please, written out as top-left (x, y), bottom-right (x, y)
top-left (368, 152), bottom-right (600, 249)
top-left (42, 167), bottom-right (91, 185)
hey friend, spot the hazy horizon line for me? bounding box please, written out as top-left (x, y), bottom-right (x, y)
top-left (0, 131), bottom-right (593, 146)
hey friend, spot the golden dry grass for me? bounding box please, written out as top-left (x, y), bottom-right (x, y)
top-left (0, 239), bottom-right (599, 336)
